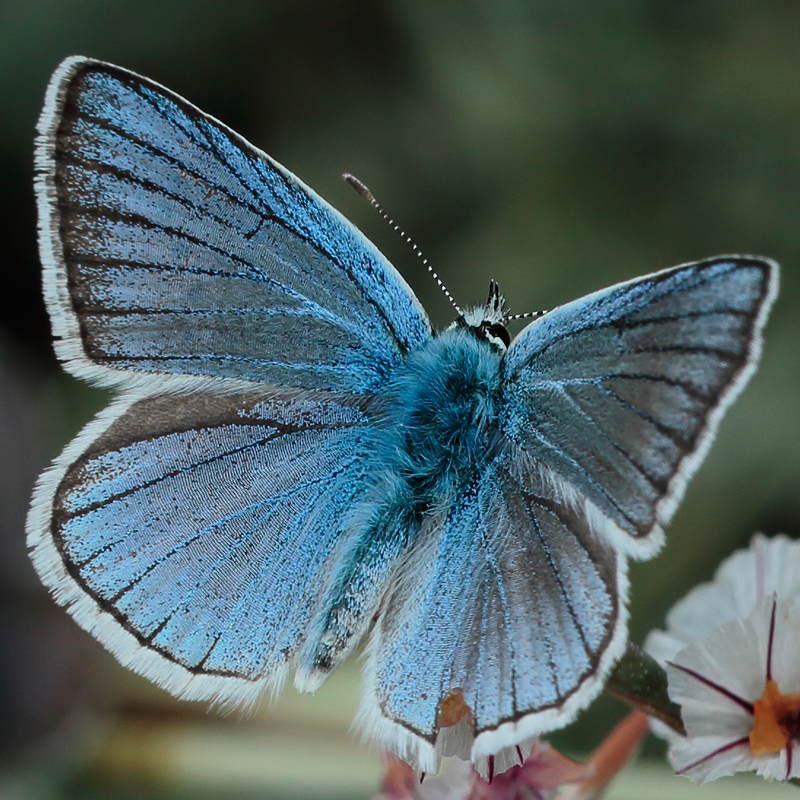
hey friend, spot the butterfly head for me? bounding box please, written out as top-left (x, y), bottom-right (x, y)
top-left (452, 280), bottom-right (511, 351)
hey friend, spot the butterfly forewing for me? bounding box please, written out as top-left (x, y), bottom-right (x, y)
top-left (502, 257), bottom-right (778, 556)
top-left (36, 57), bottom-right (431, 392)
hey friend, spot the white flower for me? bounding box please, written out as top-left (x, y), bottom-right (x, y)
top-left (645, 534), bottom-right (800, 783)
top-left (666, 597), bottom-right (800, 782)
top-left (646, 533), bottom-right (800, 665)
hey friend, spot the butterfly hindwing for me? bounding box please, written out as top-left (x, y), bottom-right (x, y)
top-left (361, 444), bottom-right (625, 774)
top-left (36, 57), bottom-right (431, 392)
top-left (502, 257), bottom-right (778, 557)
top-left (29, 388), bottom-right (376, 705)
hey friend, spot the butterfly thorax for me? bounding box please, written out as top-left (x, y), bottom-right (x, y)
top-left (383, 325), bottom-right (505, 513)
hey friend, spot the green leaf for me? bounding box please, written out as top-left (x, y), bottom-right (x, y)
top-left (605, 643), bottom-right (686, 736)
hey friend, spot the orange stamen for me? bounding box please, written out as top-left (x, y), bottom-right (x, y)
top-left (750, 679), bottom-right (800, 756)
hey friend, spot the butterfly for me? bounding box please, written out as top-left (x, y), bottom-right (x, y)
top-left (29, 55), bottom-right (778, 777)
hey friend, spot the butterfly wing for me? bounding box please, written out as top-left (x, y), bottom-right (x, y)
top-left (360, 445), bottom-right (626, 775)
top-left (361, 255), bottom-right (777, 774)
top-left (29, 389), bottom-right (376, 705)
top-left (30, 54), bottom-right (428, 703)
top-left (503, 256), bottom-right (778, 557)
top-left (35, 57), bottom-right (431, 393)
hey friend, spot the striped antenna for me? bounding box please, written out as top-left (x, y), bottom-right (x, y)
top-left (343, 174), bottom-right (463, 316)
top-left (503, 309), bottom-right (547, 323)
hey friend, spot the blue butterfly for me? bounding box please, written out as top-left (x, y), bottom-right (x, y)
top-left (29, 56), bottom-right (778, 776)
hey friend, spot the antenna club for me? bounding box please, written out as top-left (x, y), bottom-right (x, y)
top-left (342, 173), bottom-right (375, 203)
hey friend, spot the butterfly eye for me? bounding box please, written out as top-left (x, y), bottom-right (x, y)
top-left (487, 323), bottom-right (511, 348)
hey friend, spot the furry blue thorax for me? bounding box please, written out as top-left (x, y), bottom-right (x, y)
top-left (378, 324), bottom-right (504, 514)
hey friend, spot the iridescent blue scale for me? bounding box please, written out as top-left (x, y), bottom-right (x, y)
top-left (29, 56), bottom-right (778, 776)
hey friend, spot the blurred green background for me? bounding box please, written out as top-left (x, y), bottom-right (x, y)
top-left (1, 1), bottom-right (799, 798)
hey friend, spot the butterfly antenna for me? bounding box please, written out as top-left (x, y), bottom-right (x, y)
top-left (503, 309), bottom-right (547, 324)
top-left (343, 173), bottom-right (463, 316)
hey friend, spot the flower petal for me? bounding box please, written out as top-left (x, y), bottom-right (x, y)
top-left (646, 534), bottom-right (800, 664)
top-left (663, 598), bottom-right (800, 782)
